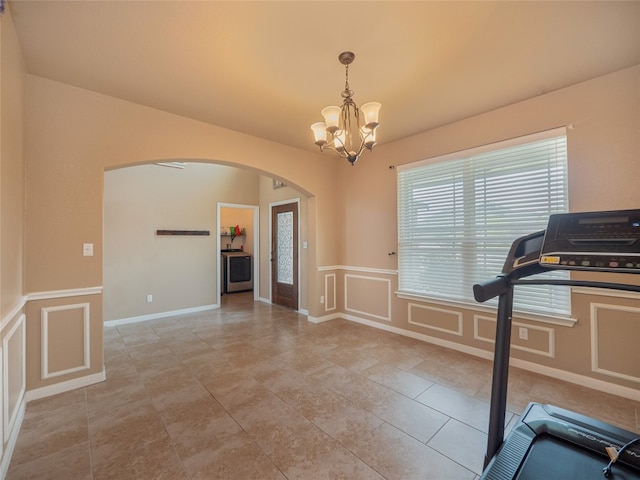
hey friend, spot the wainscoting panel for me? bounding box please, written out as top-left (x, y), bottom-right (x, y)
top-left (41, 303), bottom-right (91, 379)
top-left (324, 273), bottom-right (336, 312)
top-left (3, 314), bottom-right (25, 443)
top-left (408, 303), bottom-right (463, 336)
top-left (474, 314), bottom-right (556, 358)
top-left (0, 341), bottom-right (3, 461)
top-left (344, 274), bottom-right (391, 321)
top-left (590, 302), bottom-right (640, 383)
top-left (0, 300), bottom-right (28, 478)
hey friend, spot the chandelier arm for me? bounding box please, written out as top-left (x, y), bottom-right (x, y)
top-left (352, 133), bottom-right (368, 158)
top-left (333, 109), bottom-right (371, 158)
top-left (320, 142), bottom-right (349, 159)
top-left (340, 100), bottom-right (362, 153)
top-left (362, 127), bottom-right (377, 150)
top-left (332, 132), bottom-right (347, 153)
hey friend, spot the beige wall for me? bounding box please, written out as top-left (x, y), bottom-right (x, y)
top-left (0, 5), bottom-right (28, 475)
top-left (337, 66), bottom-right (640, 270)
top-left (321, 65), bottom-right (640, 398)
top-left (24, 75), bottom-right (339, 294)
top-left (1, 3), bottom-right (25, 317)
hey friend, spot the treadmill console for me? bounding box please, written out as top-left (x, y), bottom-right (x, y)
top-left (502, 230), bottom-right (545, 274)
top-left (540, 209), bottom-right (640, 272)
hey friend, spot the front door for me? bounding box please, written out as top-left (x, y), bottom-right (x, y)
top-left (271, 202), bottom-right (298, 309)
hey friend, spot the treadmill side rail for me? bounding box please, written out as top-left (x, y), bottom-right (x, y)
top-left (480, 423), bottom-right (536, 480)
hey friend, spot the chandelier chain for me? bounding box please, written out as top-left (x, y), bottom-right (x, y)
top-left (342, 63), bottom-right (353, 99)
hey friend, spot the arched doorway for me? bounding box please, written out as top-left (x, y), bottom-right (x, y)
top-left (103, 161), bottom-right (308, 326)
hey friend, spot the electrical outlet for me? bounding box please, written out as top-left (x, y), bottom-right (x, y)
top-left (518, 327), bottom-right (528, 340)
top-left (320, 295), bottom-right (325, 304)
top-left (146, 294), bottom-right (153, 303)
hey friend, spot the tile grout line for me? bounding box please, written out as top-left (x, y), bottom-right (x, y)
top-left (149, 321), bottom-right (288, 480)
top-left (144, 326), bottom-right (195, 480)
top-left (85, 387), bottom-right (95, 480)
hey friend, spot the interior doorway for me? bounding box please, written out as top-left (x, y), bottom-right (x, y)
top-left (218, 203), bottom-right (260, 304)
top-left (270, 201), bottom-right (299, 309)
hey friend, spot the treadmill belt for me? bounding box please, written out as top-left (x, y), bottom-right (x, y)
top-left (516, 435), bottom-right (640, 480)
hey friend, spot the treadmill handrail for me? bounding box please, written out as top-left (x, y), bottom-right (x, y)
top-left (475, 272), bottom-right (640, 304)
top-left (473, 275), bottom-right (510, 302)
top-left (512, 278), bottom-right (640, 293)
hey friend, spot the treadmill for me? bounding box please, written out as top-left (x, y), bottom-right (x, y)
top-left (473, 209), bottom-right (640, 479)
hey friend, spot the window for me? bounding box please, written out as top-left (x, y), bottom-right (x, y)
top-left (397, 128), bottom-right (570, 316)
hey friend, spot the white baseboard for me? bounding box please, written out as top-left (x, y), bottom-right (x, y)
top-left (24, 369), bottom-right (106, 403)
top-left (0, 399), bottom-right (25, 480)
top-left (308, 312), bottom-right (342, 324)
top-left (508, 358), bottom-right (640, 403)
top-left (259, 297), bottom-right (308, 316)
top-left (341, 313), bottom-right (640, 403)
top-left (104, 304), bottom-right (218, 327)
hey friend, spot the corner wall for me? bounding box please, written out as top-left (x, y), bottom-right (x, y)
top-left (0, 5), bottom-right (28, 476)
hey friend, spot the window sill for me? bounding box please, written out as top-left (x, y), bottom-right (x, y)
top-left (395, 291), bottom-right (577, 327)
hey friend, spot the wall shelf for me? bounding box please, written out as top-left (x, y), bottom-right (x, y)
top-left (157, 230), bottom-right (210, 236)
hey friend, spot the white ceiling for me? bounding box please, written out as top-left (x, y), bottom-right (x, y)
top-left (9, 1), bottom-right (640, 153)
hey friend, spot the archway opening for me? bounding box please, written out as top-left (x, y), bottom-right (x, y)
top-left (103, 160), bottom-right (310, 326)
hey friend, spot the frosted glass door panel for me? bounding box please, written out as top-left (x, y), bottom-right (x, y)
top-left (271, 201), bottom-right (298, 310)
top-left (277, 211), bottom-right (294, 285)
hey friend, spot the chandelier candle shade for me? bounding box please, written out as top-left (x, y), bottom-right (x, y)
top-left (311, 51), bottom-right (381, 165)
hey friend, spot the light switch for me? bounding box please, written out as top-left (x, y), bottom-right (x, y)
top-left (83, 243), bottom-right (94, 256)
top-left (303, 241), bottom-right (308, 249)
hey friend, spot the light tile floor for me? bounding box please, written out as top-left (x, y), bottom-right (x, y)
top-left (7, 293), bottom-right (640, 479)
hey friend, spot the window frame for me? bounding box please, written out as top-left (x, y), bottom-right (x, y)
top-left (396, 127), bottom-right (572, 321)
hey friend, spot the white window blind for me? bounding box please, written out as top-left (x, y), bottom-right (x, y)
top-left (397, 128), bottom-right (571, 316)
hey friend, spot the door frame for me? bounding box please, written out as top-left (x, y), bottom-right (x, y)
top-left (269, 198), bottom-right (301, 310)
top-left (217, 202), bottom-right (260, 305)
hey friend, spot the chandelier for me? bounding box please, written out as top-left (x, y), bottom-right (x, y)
top-left (310, 51), bottom-right (381, 166)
